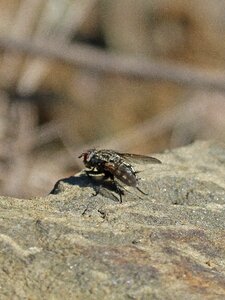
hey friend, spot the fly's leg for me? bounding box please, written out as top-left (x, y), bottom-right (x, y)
top-left (84, 169), bottom-right (104, 197)
top-left (136, 186), bottom-right (148, 195)
top-left (135, 175), bottom-right (149, 195)
top-left (82, 203), bottom-right (90, 216)
top-left (86, 170), bottom-right (122, 203)
top-left (85, 169), bottom-right (124, 203)
top-left (91, 184), bottom-right (101, 197)
top-left (103, 172), bottom-right (124, 203)
top-left (113, 181), bottom-right (124, 203)
top-left (113, 178), bottom-right (147, 200)
top-left (102, 170), bottom-right (114, 181)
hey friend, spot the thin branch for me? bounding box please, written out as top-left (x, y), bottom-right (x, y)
top-left (0, 36), bottom-right (225, 91)
top-left (17, 0), bottom-right (98, 94)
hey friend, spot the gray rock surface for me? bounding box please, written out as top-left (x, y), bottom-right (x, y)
top-left (0, 141), bottom-right (225, 299)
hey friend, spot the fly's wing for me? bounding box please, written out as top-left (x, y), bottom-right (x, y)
top-left (119, 153), bottom-right (162, 165)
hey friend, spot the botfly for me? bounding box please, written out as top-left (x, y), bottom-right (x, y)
top-left (79, 149), bottom-right (161, 202)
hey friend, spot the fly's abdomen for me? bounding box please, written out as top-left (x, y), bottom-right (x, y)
top-left (115, 163), bottom-right (137, 187)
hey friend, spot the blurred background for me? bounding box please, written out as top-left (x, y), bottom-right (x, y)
top-left (0, 0), bottom-right (225, 198)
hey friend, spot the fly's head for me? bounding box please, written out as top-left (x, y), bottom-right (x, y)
top-left (78, 148), bottom-right (97, 168)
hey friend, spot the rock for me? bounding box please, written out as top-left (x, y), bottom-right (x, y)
top-left (0, 140), bottom-right (225, 299)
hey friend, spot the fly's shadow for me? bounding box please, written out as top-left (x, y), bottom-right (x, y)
top-left (50, 172), bottom-right (125, 203)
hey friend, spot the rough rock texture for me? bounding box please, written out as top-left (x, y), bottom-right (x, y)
top-left (0, 141), bottom-right (225, 299)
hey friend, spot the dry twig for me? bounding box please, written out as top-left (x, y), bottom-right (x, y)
top-left (1, 36), bottom-right (225, 91)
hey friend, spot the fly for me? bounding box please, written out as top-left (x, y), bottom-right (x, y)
top-left (79, 149), bottom-right (161, 202)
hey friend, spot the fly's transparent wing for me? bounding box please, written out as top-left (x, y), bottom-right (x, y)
top-left (119, 153), bottom-right (162, 165)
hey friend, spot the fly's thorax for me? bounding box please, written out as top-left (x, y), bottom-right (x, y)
top-left (89, 149), bottom-right (120, 167)
top-left (96, 149), bottom-right (120, 163)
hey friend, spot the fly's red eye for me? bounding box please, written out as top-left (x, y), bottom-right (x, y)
top-left (78, 152), bottom-right (87, 162)
top-left (79, 149), bottom-right (95, 162)
top-left (83, 153), bottom-right (88, 162)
